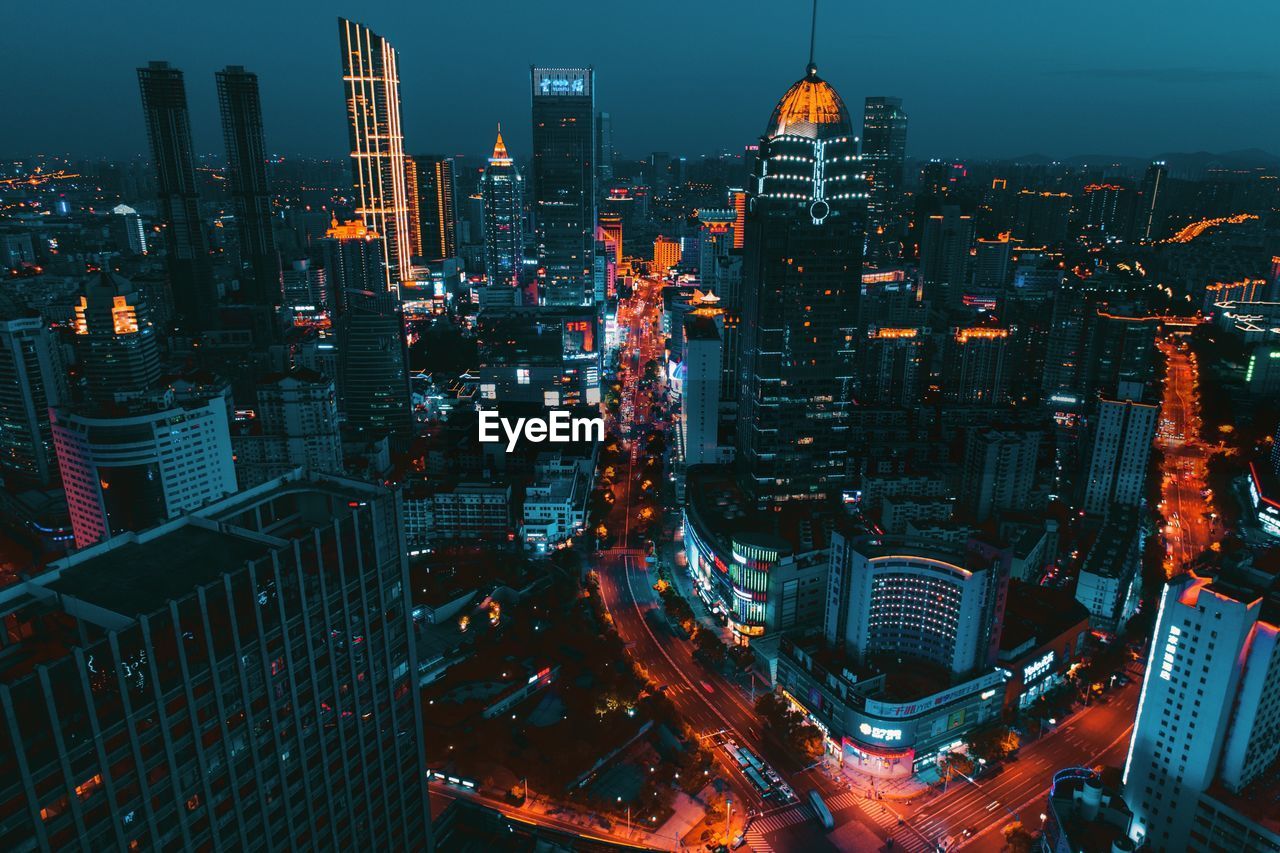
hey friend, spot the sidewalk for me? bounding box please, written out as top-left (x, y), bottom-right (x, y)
top-left (660, 535), bottom-right (736, 645)
top-left (837, 761), bottom-right (934, 802)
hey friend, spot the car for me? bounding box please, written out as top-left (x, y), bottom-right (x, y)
top-left (961, 826), bottom-right (976, 838)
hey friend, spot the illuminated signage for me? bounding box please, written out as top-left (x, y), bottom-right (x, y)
top-left (864, 669), bottom-right (1008, 719)
top-left (1159, 625), bottom-right (1181, 681)
top-left (1023, 651), bottom-right (1055, 683)
top-left (859, 723), bottom-right (902, 742)
top-left (534, 70), bottom-right (589, 96)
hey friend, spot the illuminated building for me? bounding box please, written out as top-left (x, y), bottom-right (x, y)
top-left (680, 314), bottom-right (723, 467)
top-left (137, 61), bottom-right (216, 326)
top-left (51, 387), bottom-right (237, 548)
top-left (1043, 768), bottom-right (1136, 853)
top-left (681, 466), bottom-right (830, 638)
top-left (598, 211), bottom-right (623, 267)
top-left (319, 216), bottom-right (385, 314)
top-left (997, 580), bottom-right (1088, 710)
top-left (861, 96), bottom-right (908, 232)
top-left (1012, 190), bottom-right (1072, 246)
top-left (0, 309), bottom-right (68, 487)
top-left (475, 306), bottom-right (600, 406)
top-left (1134, 160), bottom-right (1167, 242)
top-left (943, 326), bottom-right (1009, 405)
top-left (1244, 344), bottom-right (1280, 397)
top-left (530, 66), bottom-right (596, 307)
top-left (110, 204), bottom-right (147, 255)
top-left (232, 367), bottom-right (343, 488)
top-left (969, 235), bottom-right (1011, 304)
top-left (652, 235), bottom-right (680, 275)
top-left (1082, 380), bottom-right (1158, 516)
top-left (1124, 567), bottom-right (1280, 851)
top-left (1082, 182), bottom-right (1127, 234)
top-left (407, 154), bottom-right (458, 261)
top-left (337, 290), bottom-right (413, 438)
top-left (0, 471), bottom-right (430, 851)
top-left (73, 270), bottom-right (162, 403)
top-left (339, 18), bottom-right (412, 293)
top-left (216, 65), bottom-right (281, 306)
top-left (959, 428), bottom-right (1039, 523)
top-left (281, 257), bottom-right (327, 309)
top-left (919, 206), bottom-right (973, 309)
top-left (729, 188), bottom-right (747, 250)
top-left (480, 126), bottom-right (524, 289)
top-left (860, 327), bottom-right (922, 406)
top-left (1247, 460), bottom-right (1280, 539)
top-left (736, 51), bottom-right (865, 501)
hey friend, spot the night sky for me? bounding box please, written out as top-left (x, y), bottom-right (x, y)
top-left (12, 0), bottom-right (1279, 162)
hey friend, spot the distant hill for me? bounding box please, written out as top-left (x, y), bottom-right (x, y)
top-left (997, 149), bottom-right (1280, 176)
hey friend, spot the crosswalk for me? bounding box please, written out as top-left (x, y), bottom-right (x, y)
top-left (743, 792), bottom-right (931, 853)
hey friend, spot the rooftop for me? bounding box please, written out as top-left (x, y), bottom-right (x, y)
top-left (767, 63), bottom-right (852, 140)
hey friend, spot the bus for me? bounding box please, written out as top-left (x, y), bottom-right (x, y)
top-left (808, 790), bottom-right (834, 831)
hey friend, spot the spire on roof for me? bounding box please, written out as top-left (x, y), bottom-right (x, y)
top-left (490, 123), bottom-right (511, 164)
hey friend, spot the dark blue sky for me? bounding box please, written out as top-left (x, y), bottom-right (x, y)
top-left (13, 0), bottom-right (1279, 162)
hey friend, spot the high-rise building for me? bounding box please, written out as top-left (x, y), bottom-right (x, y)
top-left (72, 270), bottom-right (162, 403)
top-left (530, 67), bottom-right (596, 307)
top-left (598, 211), bottom-right (623, 268)
top-left (232, 367), bottom-right (343, 487)
top-left (919, 206), bottom-right (973, 309)
top-left (597, 110), bottom-right (614, 183)
top-left (737, 56), bottom-right (864, 501)
top-left (681, 313), bottom-right (722, 467)
top-left (281, 257), bottom-right (328, 309)
top-left (0, 470), bottom-right (431, 851)
top-left (943, 326), bottom-right (1009, 405)
top-left (960, 428), bottom-right (1040, 522)
top-left (216, 65), bottom-right (281, 306)
top-left (138, 61), bottom-right (215, 325)
top-left (337, 289), bottom-right (413, 438)
top-left (339, 18), bottom-right (412, 293)
top-left (1124, 567), bottom-right (1280, 851)
top-left (1082, 183), bottom-right (1126, 234)
top-left (653, 235), bottom-right (680, 275)
top-left (1134, 160), bottom-right (1168, 242)
top-left (0, 308), bottom-right (68, 487)
top-left (110, 203), bottom-right (147, 254)
top-left (969, 235), bottom-right (1011, 304)
top-left (1082, 380), bottom-right (1158, 515)
top-left (52, 388), bottom-right (237, 547)
top-left (1074, 507), bottom-right (1143, 634)
top-left (407, 154), bottom-right (458, 261)
top-left (319, 217), bottom-right (385, 315)
top-left (480, 127), bottom-right (524, 289)
top-left (861, 97), bottom-right (908, 228)
top-left (1012, 190), bottom-right (1072, 246)
top-left (860, 327), bottom-right (922, 406)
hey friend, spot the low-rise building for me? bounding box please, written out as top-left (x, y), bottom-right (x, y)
top-left (1043, 767), bottom-right (1136, 853)
top-left (521, 452), bottom-right (592, 550)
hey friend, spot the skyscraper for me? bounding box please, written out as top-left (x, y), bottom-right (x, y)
top-left (0, 307), bottom-right (68, 487)
top-left (530, 67), bottom-right (596, 307)
top-left (681, 313), bottom-right (723, 467)
top-left (319, 216), bottom-right (385, 315)
top-left (1124, 567), bottom-right (1280, 851)
top-left (0, 470), bottom-right (431, 851)
top-left (216, 65), bottom-right (281, 306)
top-left (407, 154), bottom-right (458, 261)
top-left (861, 96), bottom-right (908, 228)
top-left (943, 326), bottom-right (1009, 405)
top-left (339, 18), bottom-right (412, 293)
top-left (337, 289), bottom-right (413, 438)
top-left (480, 126), bottom-right (525, 289)
top-left (737, 53), bottom-right (864, 501)
top-left (960, 428), bottom-right (1040, 522)
top-left (860, 327), bottom-right (923, 406)
top-left (138, 61), bottom-right (216, 325)
top-left (1135, 160), bottom-right (1168, 242)
top-left (72, 270), bottom-right (162, 403)
top-left (597, 110), bottom-right (614, 183)
top-left (919, 205), bottom-right (973, 309)
top-left (1082, 380), bottom-right (1158, 515)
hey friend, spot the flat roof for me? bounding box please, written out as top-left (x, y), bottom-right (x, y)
top-left (49, 525), bottom-right (272, 616)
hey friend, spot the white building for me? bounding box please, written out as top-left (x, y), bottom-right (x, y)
top-left (521, 452), bottom-right (592, 549)
top-left (1123, 567), bottom-right (1280, 851)
top-left (52, 389), bottom-right (237, 548)
top-left (232, 368), bottom-right (342, 487)
top-left (1083, 380), bottom-right (1158, 515)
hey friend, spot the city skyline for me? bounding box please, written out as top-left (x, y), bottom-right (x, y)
top-left (8, 0), bottom-right (1280, 162)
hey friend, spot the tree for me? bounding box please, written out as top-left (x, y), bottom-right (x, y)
top-left (1002, 821), bottom-right (1036, 853)
top-left (965, 724), bottom-right (1020, 764)
top-left (693, 627), bottom-right (727, 666)
top-left (939, 751), bottom-right (975, 785)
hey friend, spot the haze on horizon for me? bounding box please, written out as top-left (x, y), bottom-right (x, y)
top-left (8, 0), bottom-right (1278, 163)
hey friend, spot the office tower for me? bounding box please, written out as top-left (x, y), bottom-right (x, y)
top-left (598, 211), bottom-right (623, 267)
top-left (1082, 380), bottom-right (1158, 515)
top-left (1134, 160), bottom-right (1168, 242)
top-left (337, 289), bottom-right (413, 438)
top-left (1074, 507), bottom-right (1143, 633)
top-left (216, 65), bottom-right (281, 305)
top-left (530, 67), bottom-right (596, 307)
top-left (960, 428), bottom-right (1040, 522)
top-left (1124, 568), bottom-right (1280, 851)
top-left (729, 188), bottom-right (747, 250)
top-left (861, 97), bottom-right (907, 228)
top-left (480, 126), bottom-right (524, 288)
top-left (919, 206), bottom-right (973, 309)
top-left (860, 327), bottom-right (922, 406)
top-left (1012, 190), bottom-right (1072, 245)
top-left (319, 217), bottom-right (385, 314)
top-left (0, 308), bottom-right (68, 487)
top-left (232, 367), bottom-right (343, 487)
top-left (110, 203), bottom-right (147, 254)
top-left (339, 18), bottom-right (412, 292)
top-left (653, 235), bottom-right (680, 275)
top-left (137, 61), bottom-right (215, 325)
top-left (597, 110), bottom-right (614, 182)
top-left (825, 533), bottom-right (1009, 676)
top-left (72, 269), bottom-right (162, 403)
top-left (943, 326), bottom-right (1009, 405)
top-left (737, 55), bottom-right (864, 501)
top-left (281, 257), bottom-right (328, 309)
top-left (52, 387), bottom-right (237, 547)
top-left (681, 313), bottom-right (722, 466)
top-left (0, 470), bottom-right (431, 851)
top-left (407, 154), bottom-right (458, 261)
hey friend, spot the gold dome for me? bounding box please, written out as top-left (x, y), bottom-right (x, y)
top-left (767, 63), bottom-right (851, 140)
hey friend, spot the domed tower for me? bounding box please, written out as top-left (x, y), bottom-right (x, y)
top-left (737, 46), bottom-right (866, 502)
